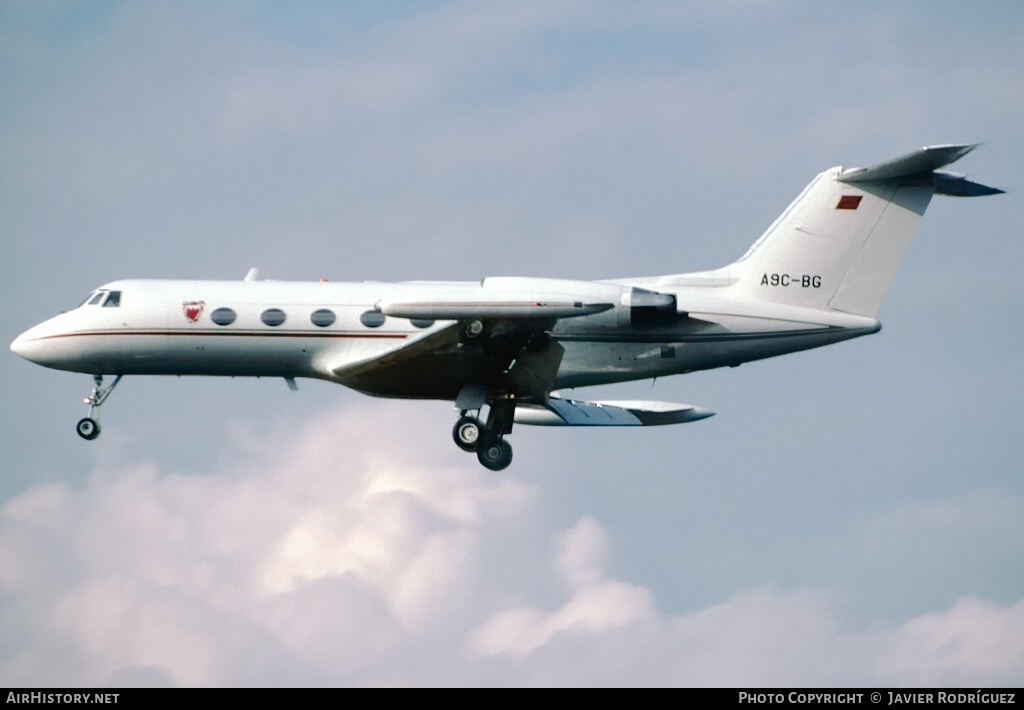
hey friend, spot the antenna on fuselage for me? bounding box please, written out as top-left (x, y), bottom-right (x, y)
top-left (243, 267), bottom-right (260, 282)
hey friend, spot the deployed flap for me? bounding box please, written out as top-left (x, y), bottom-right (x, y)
top-left (515, 396), bottom-right (715, 426)
top-left (508, 334), bottom-right (565, 400)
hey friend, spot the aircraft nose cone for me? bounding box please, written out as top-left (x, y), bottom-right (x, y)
top-left (11, 314), bottom-right (90, 371)
top-left (10, 331), bottom-right (31, 359)
top-left (11, 325), bottom-right (55, 366)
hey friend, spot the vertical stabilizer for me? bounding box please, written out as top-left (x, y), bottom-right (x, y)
top-left (723, 145), bottom-right (1000, 319)
top-left (826, 183), bottom-right (932, 317)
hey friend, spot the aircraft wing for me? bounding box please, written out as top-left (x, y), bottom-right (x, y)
top-left (329, 320), bottom-right (463, 381)
top-left (333, 280), bottom-right (620, 400)
top-left (329, 315), bottom-right (568, 401)
top-left (514, 395), bottom-right (715, 426)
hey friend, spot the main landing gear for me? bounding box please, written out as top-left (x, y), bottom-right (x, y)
top-left (453, 415), bottom-right (483, 452)
top-left (451, 398), bottom-right (516, 471)
top-left (76, 374), bottom-right (122, 441)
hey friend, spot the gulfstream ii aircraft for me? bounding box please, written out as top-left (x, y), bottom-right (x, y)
top-left (11, 144), bottom-right (1002, 470)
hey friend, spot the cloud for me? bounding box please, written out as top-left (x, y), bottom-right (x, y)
top-left (1, 401), bottom-right (1021, 687)
top-left (468, 517), bottom-right (656, 659)
top-left (876, 596), bottom-right (1024, 686)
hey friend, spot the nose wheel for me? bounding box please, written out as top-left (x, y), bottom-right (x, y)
top-left (76, 374), bottom-right (122, 441)
top-left (76, 417), bottom-right (101, 440)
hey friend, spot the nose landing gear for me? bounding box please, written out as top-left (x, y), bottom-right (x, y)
top-left (76, 374), bottom-right (122, 441)
top-left (76, 416), bottom-right (100, 440)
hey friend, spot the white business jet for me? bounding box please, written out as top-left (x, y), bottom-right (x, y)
top-left (11, 144), bottom-right (1001, 470)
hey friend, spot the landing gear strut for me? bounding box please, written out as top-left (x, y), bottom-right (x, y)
top-left (77, 374), bottom-right (122, 441)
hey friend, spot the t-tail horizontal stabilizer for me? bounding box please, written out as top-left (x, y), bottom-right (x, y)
top-left (838, 144), bottom-right (1004, 196)
top-left (514, 395), bottom-right (714, 426)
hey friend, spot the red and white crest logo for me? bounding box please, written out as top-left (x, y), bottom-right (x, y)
top-left (182, 300), bottom-right (205, 322)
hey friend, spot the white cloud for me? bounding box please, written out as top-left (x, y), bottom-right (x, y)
top-left (468, 517), bottom-right (655, 658)
top-left (1, 401), bottom-right (1021, 686)
top-left (554, 517), bottom-right (608, 589)
top-left (876, 596), bottom-right (1024, 686)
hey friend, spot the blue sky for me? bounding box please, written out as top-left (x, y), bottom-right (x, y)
top-left (2, 1), bottom-right (1022, 686)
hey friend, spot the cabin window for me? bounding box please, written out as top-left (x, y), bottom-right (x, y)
top-left (102, 291), bottom-right (121, 307)
top-left (211, 307), bottom-right (237, 326)
top-left (410, 318), bottom-right (435, 329)
top-left (359, 310), bottom-right (386, 328)
top-left (261, 308), bottom-right (287, 327)
top-left (310, 309), bottom-right (336, 327)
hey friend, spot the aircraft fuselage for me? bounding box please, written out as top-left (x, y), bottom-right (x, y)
top-left (11, 276), bottom-right (879, 399)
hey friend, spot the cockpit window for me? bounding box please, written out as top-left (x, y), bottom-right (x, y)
top-left (80, 289), bottom-right (122, 307)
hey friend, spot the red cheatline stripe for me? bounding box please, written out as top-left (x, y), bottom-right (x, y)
top-left (29, 329), bottom-right (409, 341)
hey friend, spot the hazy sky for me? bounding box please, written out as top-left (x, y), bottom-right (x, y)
top-left (2, 1), bottom-right (1022, 687)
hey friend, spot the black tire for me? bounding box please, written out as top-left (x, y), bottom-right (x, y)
top-left (76, 417), bottom-right (101, 441)
top-left (477, 438), bottom-right (513, 471)
top-left (453, 416), bottom-right (482, 452)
